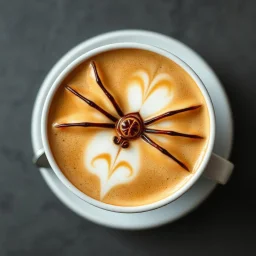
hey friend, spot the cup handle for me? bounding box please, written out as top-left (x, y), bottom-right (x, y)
top-left (33, 148), bottom-right (50, 168)
top-left (203, 153), bottom-right (234, 184)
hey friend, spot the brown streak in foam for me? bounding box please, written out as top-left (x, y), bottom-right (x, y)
top-left (110, 161), bottom-right (133, 178)
top-left (111, 147), bottom-right (122, 169)
top-left (92, 153), bottom-right (111, 169)
top-left (91, 152), bottom-right (133, 179)
top-left (143, 62), bottom-right (162, 101)
top-left (131, 77), bottom-right (144, 88)
top-left (143, 80), bottom-right (172, 102)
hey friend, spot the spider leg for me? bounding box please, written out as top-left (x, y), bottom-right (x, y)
top-left (144, 105), bottom-right (201, 126)
top-left (65, 86), bottom-right (118, 122)
top-left (145, 128), bottom-right (203, 139)
top-left (91, 61), bottom-right (124, 117)
top-left (55, 122), bottom-right (115, 129)
top-left (141, 133), bottom-right (189, 171)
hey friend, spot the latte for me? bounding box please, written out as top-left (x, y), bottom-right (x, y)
top-left (47, 49), bottom-right (210, 206)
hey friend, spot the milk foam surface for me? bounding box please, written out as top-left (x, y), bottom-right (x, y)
top-left (48, 49), bottom-right (210, 206)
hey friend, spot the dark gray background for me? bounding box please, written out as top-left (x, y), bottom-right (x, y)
top-left (0, 0), bottom-right (255, 255)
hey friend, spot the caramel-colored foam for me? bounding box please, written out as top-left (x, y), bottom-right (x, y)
top-left (48, 49), bottom-right (210, 206)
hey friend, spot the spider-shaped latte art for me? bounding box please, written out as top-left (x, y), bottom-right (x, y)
top-left (56, 61), bottom-right (203, 172)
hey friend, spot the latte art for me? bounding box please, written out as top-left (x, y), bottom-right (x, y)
top-left (48, 49), bottom-right (210, 206)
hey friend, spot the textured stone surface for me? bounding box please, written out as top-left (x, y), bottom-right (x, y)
top-left (0, 0), bottom-right (255, 255)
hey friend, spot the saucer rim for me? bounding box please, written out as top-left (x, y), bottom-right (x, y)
top-left (31, 29), bottom-right (233, 230)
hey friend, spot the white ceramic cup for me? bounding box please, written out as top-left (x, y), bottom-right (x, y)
top-left (41, 42), bottom-right (234, 213)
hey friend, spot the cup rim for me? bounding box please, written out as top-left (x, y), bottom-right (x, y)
top-left (41, 42), bottom-right (215, 213)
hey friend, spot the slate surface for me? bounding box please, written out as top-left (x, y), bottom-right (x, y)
top-left (0, 0), bottom-right (255, 255)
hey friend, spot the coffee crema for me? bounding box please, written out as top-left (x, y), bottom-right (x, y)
top-left (48, 49), bottom-right (210, 206)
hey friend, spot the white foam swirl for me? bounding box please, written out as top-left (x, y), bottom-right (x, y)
top-left (85, 131), bottom-right (140, 199)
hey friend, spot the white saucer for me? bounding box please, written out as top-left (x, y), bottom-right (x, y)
top-left (31, 30), bottom-right (233, 230)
